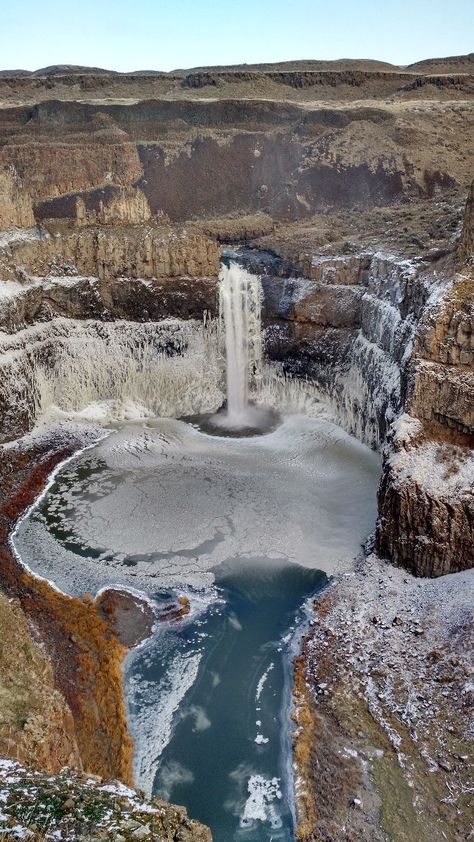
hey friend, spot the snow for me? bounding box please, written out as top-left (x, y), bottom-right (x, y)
top-left (0, 227), bottom-right (42, 249)
top-left (389, 414), bottom-right (474, 500)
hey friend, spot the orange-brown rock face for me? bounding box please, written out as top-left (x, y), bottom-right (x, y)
top-left (0, 443), bottom-right (134, 783)
top-left (0, 592), bottom-right (81, 774)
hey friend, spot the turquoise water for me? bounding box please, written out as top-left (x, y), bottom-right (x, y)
top-left (127, 560), bottom-right (326, 841)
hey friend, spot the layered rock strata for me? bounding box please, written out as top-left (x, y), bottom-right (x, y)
top-left (1, 93), bottom-right (472, 227)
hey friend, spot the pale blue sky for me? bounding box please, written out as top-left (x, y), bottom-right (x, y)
top-left (1, 0), bottom-right (473, 72)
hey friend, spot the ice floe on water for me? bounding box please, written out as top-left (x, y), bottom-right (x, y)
top-left (240, 774), bottom-right (283, 830)
top-left (256, 663), bottom-right (274, 702)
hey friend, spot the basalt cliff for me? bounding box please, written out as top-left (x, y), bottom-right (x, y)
top-left (0, 57), bottom-right (472, 840)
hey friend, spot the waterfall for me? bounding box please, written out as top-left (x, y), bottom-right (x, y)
top-left (216, 262), bottom-right (263, 429)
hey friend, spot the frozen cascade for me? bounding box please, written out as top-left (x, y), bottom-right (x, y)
top-left (0, 318), bottom-right (225, 439)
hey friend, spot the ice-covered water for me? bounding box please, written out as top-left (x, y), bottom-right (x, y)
top-left (14, 414), bottom-right (379, 594)
top-left (13, 413), bottom-right (380, 840)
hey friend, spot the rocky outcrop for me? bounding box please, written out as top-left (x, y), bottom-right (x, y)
top-left (0, 223), bottom-right (220, 283)
top-left (376, 275), bottom-right (474, 576)
top-left (0, 760), bottom-right (212, 841)
top-left (0, 166), bottom-right (35, 230)
top-left (459, 180), bottom-right (474, 262)
top-left (74, 185), bottom-right (152, 226)
top-left (376, 416), bottom-right (473, 576)
top-left (410, 278), bottom-right (474, 432)
top-left (262, 252), bottom-right (426, 447)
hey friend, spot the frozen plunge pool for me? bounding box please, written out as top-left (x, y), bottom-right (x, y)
top-left (14, 413), bottom-right (380, 841)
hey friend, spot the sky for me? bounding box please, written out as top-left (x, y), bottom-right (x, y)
top-left (1, 0), bottom-right (473, 72)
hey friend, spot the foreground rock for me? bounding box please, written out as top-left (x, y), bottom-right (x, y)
top-left (0, 759), bottom-right (211, 840)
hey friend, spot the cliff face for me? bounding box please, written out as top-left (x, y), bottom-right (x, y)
top-left (0, 222), bottom-right (220, 442)
top-left (74, 185), bottom-right (152, 226)
top-left (0, 223), bottom-right (220, 282)
top-left (373, 187), bottom-right (473, 577)
top-left (0, 167), bottom-right (35, 230)
top-left (459, 180), bottom-right (474, 262)
top-left (255, 229), bottom-right (473, 575)
top-left (261, 251), bottom-right (426, 448)
top-left (0, 592), bottom-right (81, 774)
top-left (411, 280), bottom-right (474, 431)
top-left (0, 93), bottom-right (472, 229)
top-left (376, 277), bottom-right (474, 576)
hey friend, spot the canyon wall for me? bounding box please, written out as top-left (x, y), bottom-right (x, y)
top-left (0, 66), bottom-right (471, 824)
top-left (0, 223), bottom-right (220, 441)
top-left (0, 223), bottom-right (220, 282)
top-left (1, 216), bottom-right (471, 575)
top-left (254, 215), bottom-right (473, 575)
top-left (376, 230), bottom-right (473, 575)
top-left (0, 94), bottom-right (472, 229)
top-left (261, 251), bottom-right (427, 448)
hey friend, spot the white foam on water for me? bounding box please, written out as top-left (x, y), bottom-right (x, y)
top-left (228, 612), bottom-right (243, 631)
top-left (186, 705), bottom-right (212, 732)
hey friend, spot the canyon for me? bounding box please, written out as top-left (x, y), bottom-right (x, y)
top-left (0, 56), bottom-right (472, 841)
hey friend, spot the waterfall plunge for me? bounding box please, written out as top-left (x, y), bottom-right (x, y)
top-left (220, 263), bottom-right (262, 420)
top-left (211, 263), bottom-right (271, 432)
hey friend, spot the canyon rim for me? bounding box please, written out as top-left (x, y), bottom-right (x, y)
top-left (0, 38), bottom-right (472, 842)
